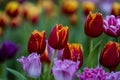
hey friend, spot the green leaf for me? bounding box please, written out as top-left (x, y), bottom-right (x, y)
top-left (6, 67), bottom-right (26, 80)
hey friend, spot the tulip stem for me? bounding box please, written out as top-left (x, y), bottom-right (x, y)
top-left (89, 38), bottom-right (93, 54)
top-left (47, 50), bottom-right (56, 80)
top-left (86, 38), bottom-right (93, 67)
top-left (0, 63), bottom-right (6, 80)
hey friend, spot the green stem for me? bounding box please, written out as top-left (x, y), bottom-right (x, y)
top-left (0, 63), bottom-right (6, 80)
top-left (89, 38), bottom-right (93, 54)
top-left (47, 50), bottom-right (56, 80)
top-left (86, 38), bottom-right (93, 67)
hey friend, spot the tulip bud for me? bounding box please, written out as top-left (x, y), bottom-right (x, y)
top-left (111, 2), bottom-right (120, 17)
top-left (82, 1), bottom-right (96, 16)
top-left (48, 24), bottom-right (69, 49)
top-left (61, 0), bottom-right (78, 15)
top-left (5, 1), bottom-right (20, 17)
top-left (28, 30), bottom-right (46, 55)
top-left (84, 12), bottom-right (103, 38)
top-left (17, 53), bottom-right (41, 78)
top-left (100, 41), bottom-right (120, 71)
top-left (62, 43), bottom-right (83, 68)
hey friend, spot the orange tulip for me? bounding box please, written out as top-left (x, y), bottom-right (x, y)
top-left (48, 24), bottom-right (69, 49)
top-left (5, 1), bottom-right (19, 17)
top-left (100, 41), bottom-right (120, 71)
top-left (62, 43), bottom-right (83, 68)
top-left (111, 2), bottom-right (120, 17)
top-left (61, 0), bottom-right (78, 15)
top-left (28, 30), bottom-right (46, 55)
top-left (84, 12), bottom-right (103, 38)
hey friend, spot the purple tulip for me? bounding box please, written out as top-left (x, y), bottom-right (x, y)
top-left (47, 40), bottom-right (64, 60)
top-left (106, 71), bottom-right (120, 80)
top-left (0, 41), bottom-right (18, 61)
top-left (17, 53), bottom-right (41, 78)
top-left (77, 67), bottom-right (108, 80)
top-left (104, 15), bottom-right (120, 37)
top-left (52, 58), bottom-right (79, 80)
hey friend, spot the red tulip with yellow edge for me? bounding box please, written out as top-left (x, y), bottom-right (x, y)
top-left (82, 1), bottom-right (96, 16)
top-left (5, 1), bottom-right (20, 17)
top-left (28, 30), bottom-right (46, 55)
top-left (111, 2), bottom-right (120, 17)
top-left (62, 43), bottom-right (83, 68)
top-left (0, 12), bottom-right (9, 28)
top-left (69, 13), bottom-right (77, 25)
top-left (48, 24), bottom-right (69, 49)
top-left (84, 12), bottom-right (103, 38)
top-left (61, 0), bottom-right (78, 15)
top-left (100, 41), bottom-right (120, 71)
top-left (40, 46), bottom-right (50, 65)
top-left (10, 16), bottom-right (22, 28)
top-left (26, 6), bottom-right (40, 24)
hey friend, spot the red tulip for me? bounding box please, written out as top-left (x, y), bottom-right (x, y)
top-left (5, 1), bottom-right (19, 17)
top-left (28, 30), bottom-right (46, 55)
top-left (100, 41), bottom-right (120, 71)
top-left (48, 24), bottom-right (69, 49)
top-left (84, 12), bottom-right (103, 38)
top-left (62, 43), bottom-right (83, 68)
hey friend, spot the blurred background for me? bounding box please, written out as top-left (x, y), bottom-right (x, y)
top-left (0, 0), bottom-right (120, 80)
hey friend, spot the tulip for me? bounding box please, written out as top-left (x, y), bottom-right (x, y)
top-left (82, 1), bottom-right (96, 16)
top-left (111, 2), bottom-right (120, 17)
top-left (52, 58), bottom-right (79, 80)
top-left (48, 24), bottom-right (68, 49)
top-left (41, 0), bottom-right (54, 17)
top-left (40, 42), bottom-right (50, 64)
top-left (77, 67), bottom-right (108, 80)
top-left (62, 43), bottom-right (83, 68)
top-left (10, 16), bottom-right (22, 28)
top-left (17, 53), bottom-right (41, 78)
top-left (84, 12), bottom-right (103, 38)
top-left (61, 0), bottom-right (78, 15)
top-left (0, 41), bottom-right (18, 61)
top-left (103, 15), bottom-right (120, 37)
top-left (26, 6), bottom-right (40, 24)
top-left (5, 1), bottom-right (20, 17)
top-left (100, 41), bottom-right (120, 71)
top-left (0, 12), bottom-right (9, 28)
top-left (69, 13), bottom-right (77, 25)
top-left (28, 30), bottom-right (46, 55)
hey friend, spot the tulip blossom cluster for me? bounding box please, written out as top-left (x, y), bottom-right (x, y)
top-left (16, 11), bottom-right (120, 80)
top-left (17, 24), bottom-right (83, 79)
